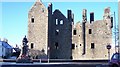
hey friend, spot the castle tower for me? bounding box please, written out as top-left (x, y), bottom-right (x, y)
top-left (28, 0), bottom-right (48, 56)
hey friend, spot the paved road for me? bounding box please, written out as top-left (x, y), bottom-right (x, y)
top-left (0, 62), bottom-right (109, 67)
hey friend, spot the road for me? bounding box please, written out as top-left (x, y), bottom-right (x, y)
top-left (0, 62), bottom-right (109, 67)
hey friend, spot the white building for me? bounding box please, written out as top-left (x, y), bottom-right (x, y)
top-left (0, 41), bottom-right (13, 59)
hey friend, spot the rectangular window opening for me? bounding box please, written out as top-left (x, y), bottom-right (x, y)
top-left (55, 42), bottom-right (58, 49)
top-left (56, 19), bottom-right (58, 25)
top-left (31, 18), bottom-right (34, 23)
top-left (73, 29), bottom-right (77, 35)
top-left (55, 29), bottom-right (59, 35)
top-left (80, 44), bottom-right (81, 46)
top-left (89, 29), bottom-right (92, 34)
top-left (91, 43), bottom-right (95, 49)
top-left (72, 44), bottom-right (75, 49)
top-left (60, 20), bottom-right (64, 24)
top-left (41, 8), bottom-right (44, 12)
top-left (31, 43), bottom-right (34, 49)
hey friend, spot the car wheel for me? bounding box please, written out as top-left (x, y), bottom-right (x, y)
top-left (112, 64), bottom-right (118, 67)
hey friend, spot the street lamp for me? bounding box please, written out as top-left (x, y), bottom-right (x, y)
top-left (106, 44), bottom-right (111, 61)
top-left (48, 47), bottom-right (50, 59)
top-left (47, 47), bottom-right (50, 63)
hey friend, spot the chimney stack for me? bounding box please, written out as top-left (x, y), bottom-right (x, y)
top-left (82, 9), bottom-right (87, 23)
top-left (48, 3), bottom-right (52, 14)
top-left (72, 13), bottom-right (74, 22)
top-left (90, 12), bottom-right (94, 23)
top-left (103, 7), bottom-right (110, 20)
top-left (67, 10), bottom-right (72, 22)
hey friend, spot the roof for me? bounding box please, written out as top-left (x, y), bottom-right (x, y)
top-left (13, 48), bottom-right (21, 52)
top-left (0, 41), bottom-right (13, 48)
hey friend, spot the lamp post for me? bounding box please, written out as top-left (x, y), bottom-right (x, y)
top-left (47, 47), bottom-right (50, 63)
top-left (110, 12), bottom-right (117, 53)
top-left (48, 47), bottom-right (50, 59)
top-left (106, 44), bottom-right (111, 61)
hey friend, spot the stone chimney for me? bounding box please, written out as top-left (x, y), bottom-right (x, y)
top-left (72, 13), bottom-right (74, 23)
top-left (67, 10), bottom-right (72, 22)
top-left (103, 7), bottom-right (110, 20)
top-left (90, 12), bottom-right (94, 23)
top-left (82, 9), bottom-right (87, 23)
top-left (82, 9), bottom-right (87, 55)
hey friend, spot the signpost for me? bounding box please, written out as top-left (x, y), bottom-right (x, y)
top-left (106, 44), bottom-right (111, 61)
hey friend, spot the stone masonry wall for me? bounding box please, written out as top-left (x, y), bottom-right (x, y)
top-left (28, 0), bottom-right (113, 60)
top-left (72, 8), bottom-right (112, 60)
top-left (49, 10), bottom-right (72, 59)
top-left (28, 1), bottom-right (48, 55)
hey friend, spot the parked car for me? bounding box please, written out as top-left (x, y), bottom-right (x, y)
top-left (9, 56), bottom-right (17, 59)
top-left (109, 53), bottom-right (120, 67)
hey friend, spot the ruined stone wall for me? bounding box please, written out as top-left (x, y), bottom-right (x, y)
top-left (72, 8), bottom-right (112, 60)
top-left (28, 1), bottom-right (48, 55)
top-left (49, 10), bottom-right (72, 59)
top-left (72, 20), bottom-right (112, 60)
top-left (72, 22), bottom-right (83, 59)
top-left (28, 0), bottom-right (113, 60)
top-left (85, 19), bottom-right (112, 60)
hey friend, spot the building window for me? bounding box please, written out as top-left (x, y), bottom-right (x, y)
top-left (91, 43), bottom-right (95, 49)
top-left (55, 42), bottom-right (58, 49)
top-left (80, 44), bottom-right (81, 46)
top-left (31, 43), bottom-right (34, 49)
top-left (41, 8), bottom-right (44, 12)
top-left (41, 49), bottom-right (45, 53)
top-left (31, 18), bottom-right (34, 23)
top-left (72, 44), bottom-right (75, 49)
top-left (76, 45), bottom-right (78, 47)
top-left (56, 19), bottom-right (58, 25)
top-left (55, 29), bottom-right (59, 35)
top-left (106, 23), bottom-right (108, 25)
top-left (60, 20), bottom-right (63, 24)
top-left (89, 29), bottom-right (92, 34)
top-left (73, 29), bottom-right (77, 35)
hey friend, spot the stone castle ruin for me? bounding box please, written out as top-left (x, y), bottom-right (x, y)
top-left (28, 0), bottom-right (113, 60)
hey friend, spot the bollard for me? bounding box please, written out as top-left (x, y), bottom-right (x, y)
top-left (48, 59), bottom-right (49, 63)
top-left (40, 59), bottom-right (41, 63)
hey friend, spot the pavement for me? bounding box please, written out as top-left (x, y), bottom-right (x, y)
top-left (0, 59), bottom-right (110, 67)
top-left (0, 62), bottom-right (109, 67)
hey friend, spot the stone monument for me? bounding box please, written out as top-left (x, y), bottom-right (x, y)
top-left (16, 36), bottom-right (33, 63)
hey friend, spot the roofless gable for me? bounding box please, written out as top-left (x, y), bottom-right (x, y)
top-left (29, 0), bottom-right (47, 13)
top-left (53, 9), bottom-right (67, 20)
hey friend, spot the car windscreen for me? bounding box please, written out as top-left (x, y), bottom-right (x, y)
top-left (111, 53), bottom-right (120, 60)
